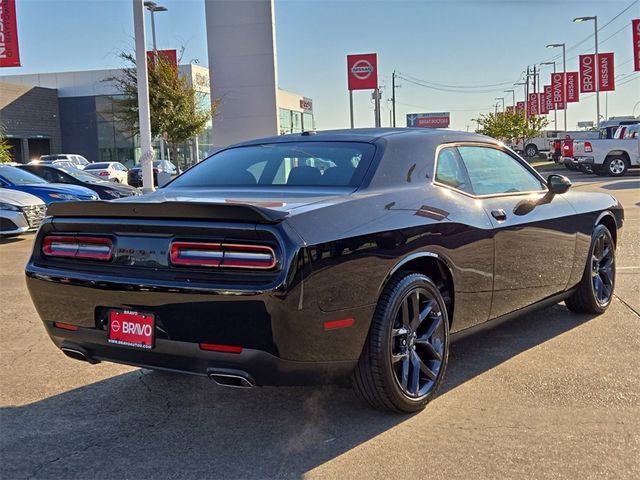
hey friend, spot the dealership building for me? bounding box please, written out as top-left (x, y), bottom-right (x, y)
top-left (1, 65), bottom-right (313, 167)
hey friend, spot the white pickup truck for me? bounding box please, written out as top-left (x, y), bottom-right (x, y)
top-left (573, 124), bottom-right (639, 176)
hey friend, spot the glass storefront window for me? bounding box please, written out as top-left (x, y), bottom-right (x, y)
top-left (302, 113), bottom-right (314, 132)
top-left (291, 111), bottom-right (302, 133)
top-left (279, 108), bottom-right (292, 135)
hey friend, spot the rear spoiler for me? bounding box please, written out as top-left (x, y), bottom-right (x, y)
top-left (46, 201), bottom-right (289, 224)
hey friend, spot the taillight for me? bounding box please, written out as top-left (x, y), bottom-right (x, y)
top-left (98, 171), bottom-right (109, 176)
top-left (43, 235), bottom-right (113, 261)
top-left (584, 142), bottom-right (592, 153)
top-left (170, 242), bottom-right (276, 269)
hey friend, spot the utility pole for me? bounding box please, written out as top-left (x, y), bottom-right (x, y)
top-left (391, 71), bottom-right (396, 128)
top-left (133, 0), bottom-right (154, 192)
top-left (525, 66), bottom-right (530, 119)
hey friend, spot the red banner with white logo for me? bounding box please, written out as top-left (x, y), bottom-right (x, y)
top-left (552, 72), bottom-right (565, 103)
top-left (528, 93), bottom-right (539, 116)
top-left (0, 0), bottom-right (21, 67)
top-left (347, 53), bottom-right (378, 90)
top-left (544, 85), bottom-right (553, 112)
top-left (598, 52), bottom-right (615, 91)
top-left (566, 72), bottom-right (579, 102)
top-left (579, 54), bottom-right (596, 93)
top-left (146, 49), bottom-right (178, 69)
top-left (539, 90), bottom-right (549, 115)
top-left (516, 101), bottom-right (525, 114)
top-left (555, 101), bottom-right (565, 111)
top-left (633, 19), bottom-right (640, 72)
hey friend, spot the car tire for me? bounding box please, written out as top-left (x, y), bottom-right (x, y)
top-left (352, 272), bottom-right (449, 413)
top-left (525, 144), bottom-right (539, 158)
top-left (603, 156), bottom-right (628, 177)
top-left (565, 224), bottom-right (615, 315)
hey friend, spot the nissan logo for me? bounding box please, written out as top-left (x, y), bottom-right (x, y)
top-left (351, 60), bottom-right (374, 80)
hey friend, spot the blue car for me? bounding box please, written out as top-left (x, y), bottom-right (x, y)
top-left (0, 165), bottom-right (98, 205)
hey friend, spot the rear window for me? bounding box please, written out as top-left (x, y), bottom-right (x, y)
top-left (167, 142), bottom-right (376, 188)
top-left (40, 155), bottom-right (68, 160)
top-left (85, 163), bottom-right (110, 169)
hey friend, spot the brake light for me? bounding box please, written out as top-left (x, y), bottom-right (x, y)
top-left (43, 235), bottom-right (113, 260)
top-left (170, 242), bottom-right (276, 269)
top-left (584, 142), bottom-right (592, 153)
top-left (98, 171), bottom-right (109, 176)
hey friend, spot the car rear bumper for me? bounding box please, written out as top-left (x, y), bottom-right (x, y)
top-left (45, 321), bottom-right (357, 385)
top-left (574, 156), bottom-right (595, 164)
top-left (26, 264), bottom-right (374, 385)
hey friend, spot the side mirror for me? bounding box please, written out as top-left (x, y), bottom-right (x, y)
top-left (547, 174), bottom-right (571, 195)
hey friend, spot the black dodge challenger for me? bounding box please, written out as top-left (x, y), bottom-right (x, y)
top-left (26, 129), bottom-right (623, 412)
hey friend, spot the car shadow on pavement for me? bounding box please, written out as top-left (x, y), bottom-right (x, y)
top-left (599, 180), bottom-right (640, 191)
top-left (0, 303), bottom-right (596, 480)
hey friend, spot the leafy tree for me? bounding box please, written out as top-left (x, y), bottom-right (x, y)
top-left (474, 111), bottom-right (548, 149)
top-left (0, 124), bottom-right (13, 164)
top-left (109, 51), bottom-right (217, 163)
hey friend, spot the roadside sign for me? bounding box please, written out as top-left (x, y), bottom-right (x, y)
top-left (566, 72), bottom-right (579, 102)
top-left (0, 0), bottom-right (21, 67)
top-left (579, 54), bottom-right (596, 93)
top-left (598, 53), bottom-right (615, 91)
top-left (406, 112), bottom-right (450, 128)
top-left (633, 19), bottom-right (640, 72)
top-left (347, 53), bottom-right (378, 90)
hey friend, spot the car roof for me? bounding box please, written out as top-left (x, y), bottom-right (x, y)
top-left (229, 128), bottom-right (494, 147)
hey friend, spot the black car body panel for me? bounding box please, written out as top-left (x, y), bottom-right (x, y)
top-left (26, 129), bottom-right (624, 385)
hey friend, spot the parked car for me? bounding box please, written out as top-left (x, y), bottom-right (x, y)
top-left (574, 124), bottom-right (640, 176)
top-left (27, 129), bottom-right (623, 413)
top-left (128, 160), bottom-right (180, 187)
top-left (38, 154), bottom-right (90, 170)
top-left (17, 165), bottom-right (141, 200)
top-left (29, 158), bottom-right (75, 169)
top-left (0, 190), bottom-right (46, 237)
top-left (83, 162), bottom-right (129, 184)
top-left (509, 130), bottom-right (564, 158)
top-left (0, 165), bottom-right (99, 205)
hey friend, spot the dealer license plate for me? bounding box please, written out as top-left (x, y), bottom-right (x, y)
top-left (107, 309), bottom-right (155, 349)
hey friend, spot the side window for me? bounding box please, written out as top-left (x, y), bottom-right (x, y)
top-left (457, 146), bottom-right (544, 196)
top-left (435, 147), bottom-right (472, 194)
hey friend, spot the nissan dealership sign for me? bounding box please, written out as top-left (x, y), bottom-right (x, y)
top-left (347, 53), bottom-right (378, 90)
top-left (406, 112), bottom-right (450, 128)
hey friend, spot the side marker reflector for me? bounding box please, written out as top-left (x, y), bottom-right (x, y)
top-left (324, 318), bottom-right (355, 330)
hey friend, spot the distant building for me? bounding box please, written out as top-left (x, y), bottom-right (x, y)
top-left (1, 63), bottom-right (313, 167)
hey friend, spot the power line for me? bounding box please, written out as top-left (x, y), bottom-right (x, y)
top-left (396, 72), bottom-right (521, 90)
top-left (397, 74), bottom-right (514, 94)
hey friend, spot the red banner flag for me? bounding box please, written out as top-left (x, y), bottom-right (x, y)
top-left (0, 0), bottom-right (21, 67)
top-left (347, 53), bottom-right (378, 91)
top-left (555, 101), bottom-right (565, 111)
top-left (633, 19), bottom-right (640, 72)
top-left (516, 101), bottom-right (525, 114)
top-left (528, 93), bottom-right (539, 116)
top-left (539, 91), bottom-right (549, 115)
top-left (552, 72), bottom-right (565, 103)
top-left (598, 52), bottom-right (615, 91)
top-left (566, 72), bottom-right (579, 102)
top-left (579, 54), bottom-right (596, 93)
top-left (544, 85), bottom-right (553, 112)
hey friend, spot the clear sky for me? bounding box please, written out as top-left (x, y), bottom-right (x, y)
top-left (2, 0), bottom-right (639, 131)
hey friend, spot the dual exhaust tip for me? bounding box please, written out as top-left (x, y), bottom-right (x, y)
top-left (208, 369), bottom-right (256, 388)
top-left (61, 345), bottom-right (256, 389)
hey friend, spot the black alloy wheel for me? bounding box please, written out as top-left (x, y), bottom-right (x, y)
top-left (566, 224), bottom-right (615, 314)
top-left (590, 231), bottom-right (615, 307)
top-left (352, 273), bottom-right (449, 412)
top-left (390, 288), bottom-right (445, 398)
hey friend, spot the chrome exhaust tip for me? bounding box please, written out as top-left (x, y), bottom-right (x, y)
top-left (61, 346), bottom-right (99, 364)
top-left (207, 369), bottom-right (255, 388)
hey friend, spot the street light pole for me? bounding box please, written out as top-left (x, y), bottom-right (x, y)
top-left (504, 89), bottom-right (515, 111)
top-left (144, 1), bottom-right (168, 162)
top-left (574, 16), bottom-right (600, 127)
top-left (133, 0), bottom-right (154, 193)
top-left (391, 71), bottom-right (396, 128)
top-left (546, 43), bottom-right (567, 131)
top-left (495, 97), bottom-right (505, 112)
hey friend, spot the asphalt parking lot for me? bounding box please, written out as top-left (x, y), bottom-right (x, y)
top-left (1, 169), bottom-right (638, 480)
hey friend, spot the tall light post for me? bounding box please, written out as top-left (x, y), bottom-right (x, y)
top-left (574, 16), bottom-right (600, 127)
top-left (133, 0), bottom-right (154, 192)
top-left (144, 1), bottom-right (168, 162)
top-left (504, 89), bottom-right (515, 111)
top-left (546, 43), bottom-right (567, 131)
top-left (495, 97), bottom-right (505, 113)
top-left (540, 61), bottom-right (558, 128)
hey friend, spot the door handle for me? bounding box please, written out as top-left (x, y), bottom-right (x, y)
top-left (491, 209), bottom-right (507, 221)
